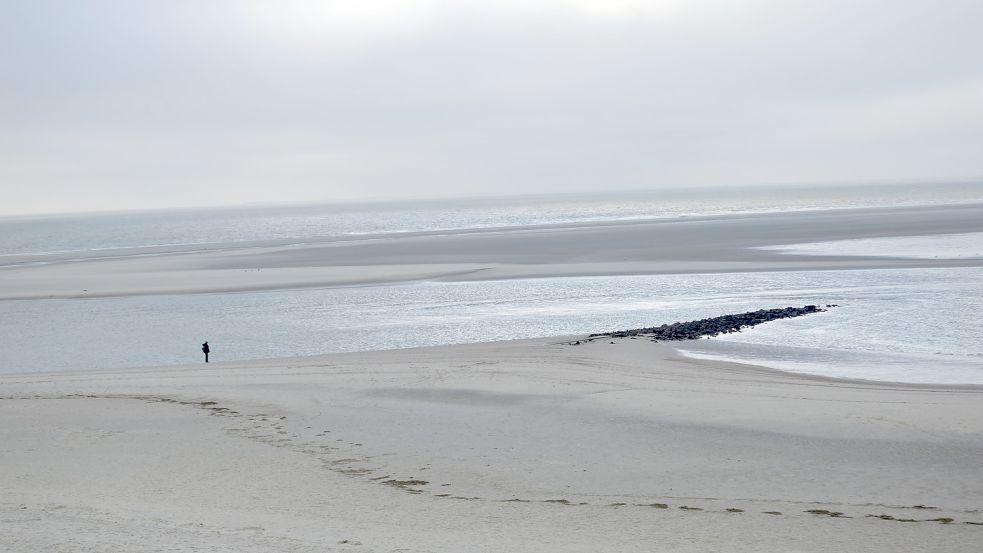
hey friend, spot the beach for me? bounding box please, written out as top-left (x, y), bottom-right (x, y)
top-left (3, 337), bottom-right (982, 552)
top-left (3, 200), bottom-right (983, 551)
top-left (8, 0), bottom-right (983, 548)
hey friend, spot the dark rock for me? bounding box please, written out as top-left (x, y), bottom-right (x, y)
top-left (588, 305), bottom-right (832, 342)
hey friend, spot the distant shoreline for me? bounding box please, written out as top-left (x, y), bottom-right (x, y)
top-left (4, 200), bottom-right (983, 264)
top-left (2, 202), bottom-right (983, 301)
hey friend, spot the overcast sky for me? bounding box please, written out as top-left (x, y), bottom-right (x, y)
top-left (2, 0), bottom-right (982, 214)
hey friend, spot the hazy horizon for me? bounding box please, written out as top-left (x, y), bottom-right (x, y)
top-left (3, 179), bottom-right (982, 221)
top-left (4, 0), bottom-right (983, 215)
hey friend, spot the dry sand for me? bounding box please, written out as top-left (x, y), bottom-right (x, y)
top-left (3, 337), bottom-right (981, 552)
top-left (3, 203), bottom-right (983, 300)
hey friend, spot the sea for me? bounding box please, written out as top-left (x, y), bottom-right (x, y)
top-left (2, 182), bottom-right (983, 383)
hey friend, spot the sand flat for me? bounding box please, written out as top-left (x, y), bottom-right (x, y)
top-left (3, 203), bottom-right (983, 300)
top-left (2, 337), bottom-right (981, 552)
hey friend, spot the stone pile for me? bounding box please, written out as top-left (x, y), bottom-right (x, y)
top-left (590, 305), bottom-right (832, 342)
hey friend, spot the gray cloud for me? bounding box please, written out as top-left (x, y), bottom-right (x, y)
top-left (2, 0), bottom-right (982, 214)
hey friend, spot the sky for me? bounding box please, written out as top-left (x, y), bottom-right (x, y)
top-left (2, 0), bottom-right (982, 215)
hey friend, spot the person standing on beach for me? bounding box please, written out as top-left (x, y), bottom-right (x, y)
top-left (202, 341), bottom-right (210, 363)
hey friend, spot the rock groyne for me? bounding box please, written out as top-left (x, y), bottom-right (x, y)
top-left (589, 305), bottom-right (833, 342)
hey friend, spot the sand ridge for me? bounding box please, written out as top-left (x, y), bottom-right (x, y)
top-left (3, 203), bottom-right (983, 300)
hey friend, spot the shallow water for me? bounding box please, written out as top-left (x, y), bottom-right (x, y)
top-left (757, 232), bottom-right (983, 260)
top-left (2, 267), bottom-right (980, 383)
top-left (4, 186), bottom-right (983, 382)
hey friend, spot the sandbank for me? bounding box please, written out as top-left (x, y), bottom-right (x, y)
top-left (2, 203), bottom-right (983, 300)
top-left (2, 337), bottom-right (981, 552)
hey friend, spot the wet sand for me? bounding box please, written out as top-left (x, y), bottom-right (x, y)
top-left (2, 203), bottom-right (982, 300)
